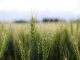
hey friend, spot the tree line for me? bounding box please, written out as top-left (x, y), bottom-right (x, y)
top-left (14, 18), bottom-right (65, 23)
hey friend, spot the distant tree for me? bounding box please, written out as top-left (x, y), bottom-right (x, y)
top-left (14, 20), bottom-right (27, 23)
top-left (42, 18), bottom-right (49, 22)
top-left (42, 18), bottom-right (60, 23)
top-left (49, 19), bottom-right (54, 22)
top-left (53, 18), bottom-right (59, 22)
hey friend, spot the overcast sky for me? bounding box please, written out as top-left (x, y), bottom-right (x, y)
top-left (0, 0), bottom-right (80, 22)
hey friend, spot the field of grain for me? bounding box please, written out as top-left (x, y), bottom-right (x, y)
top-left (0, 20), bottom-right (80, 60)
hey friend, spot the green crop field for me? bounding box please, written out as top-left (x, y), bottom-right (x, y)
top-left (0, 19), bottom-right (80, 60)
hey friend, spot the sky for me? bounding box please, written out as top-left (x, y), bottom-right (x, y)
top-left (0, 0), bottom-right (80, 22)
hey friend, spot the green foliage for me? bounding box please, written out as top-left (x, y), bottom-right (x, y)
top-left (30, 17), bottom-right (43, 60)
top-left (0, 20), bottom-right (80, 60)
top-left (47, 29), bottom-right (65, 60)
top-left (47, 28), bottom-right (80, 60)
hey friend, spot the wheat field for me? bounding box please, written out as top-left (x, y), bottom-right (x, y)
top-left (0, 20), bottom-right (80, 60)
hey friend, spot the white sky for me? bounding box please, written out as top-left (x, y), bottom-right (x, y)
top-left (0, 0), bottom-right (80, 21)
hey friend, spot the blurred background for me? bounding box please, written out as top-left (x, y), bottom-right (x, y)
top-left (0, 0), bottom-right (80, 22)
